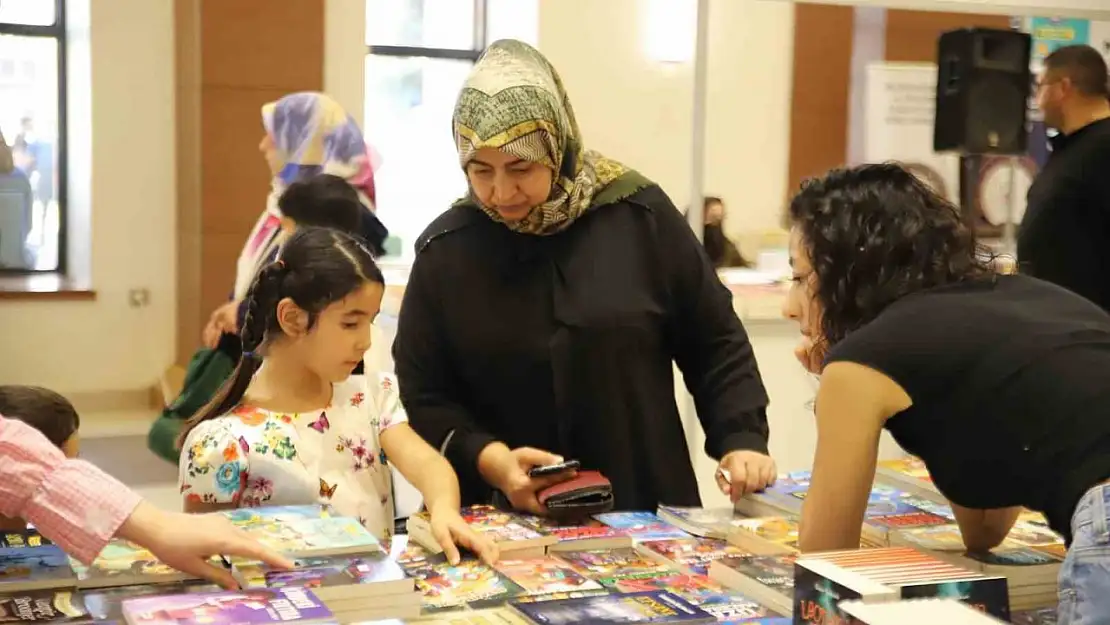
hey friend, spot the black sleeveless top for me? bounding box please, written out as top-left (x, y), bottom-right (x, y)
top-left (827, 274), bottom-right (1110, 543)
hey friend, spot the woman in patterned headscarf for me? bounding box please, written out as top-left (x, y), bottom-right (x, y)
top-left (203, 92), bottom-right (387, 347)
top-left (394, 40), bottom-right (775, 516)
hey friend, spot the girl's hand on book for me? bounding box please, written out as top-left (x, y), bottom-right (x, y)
top-left (116, 501), bottom-right (294, 589)
top-left (428, 504), bottom-right (499, 566)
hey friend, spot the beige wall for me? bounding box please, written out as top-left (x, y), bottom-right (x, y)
top-left (538, 0), bottom-right (795, 240)
top-left (0, 0), bottom-right (176, 397)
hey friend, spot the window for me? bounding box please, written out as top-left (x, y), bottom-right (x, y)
top-left (365, 0), bottom-right (537, 259)
top-left (0, 0), bottom-right (65, 272)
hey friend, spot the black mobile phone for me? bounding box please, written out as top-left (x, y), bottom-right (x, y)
top-left (528, 460), bottom-right (581, 478)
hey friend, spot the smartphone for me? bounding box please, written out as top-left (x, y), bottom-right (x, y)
top-left (528, 460), bottom-right (581, 478)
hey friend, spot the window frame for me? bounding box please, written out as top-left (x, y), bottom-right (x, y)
top-left (367, 0), bottom-right (488, 62)
top-left (0, 0), bottom-right (68, 275)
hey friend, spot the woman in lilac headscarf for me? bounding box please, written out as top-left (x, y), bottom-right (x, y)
top-left (202, 92), bottom-right (387, 347)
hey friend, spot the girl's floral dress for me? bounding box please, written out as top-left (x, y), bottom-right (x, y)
top-left (178, 372), bottom-right (405, 539)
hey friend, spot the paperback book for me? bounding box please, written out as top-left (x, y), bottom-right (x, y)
top-left (493, 556), bottom-right (605, 595)
top-left (637, 537), bottom-right (750, 576)
top-left (605, 573), bottom-right (786, 622)
top-left (0, 589), bottom-right (88, 623)
top-left (555, 548), bottom-right (676, 585)
top-left (708, 555), bottom-right (795, 616)
top-left (0, 541), bottom-right (76, 593)
top-left (656, 506), bottom-right (743, 539)
top-left (399, 552), bottom-right (524, 612)
top-left (407, 506), bottom-right (555, 558)
top-left (121, 586), bottom-right (335, 624)
top-left (510, 590), bottom-right (717, 625)
top-left (593, 512), bottom-right (689, 541)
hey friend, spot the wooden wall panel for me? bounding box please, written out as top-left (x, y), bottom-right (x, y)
top-left (786, 3), bottom-right (855, 199)
top-left (175, 0), bottom-right (325, 365)
top-left (885, 10), bottom-right (1012, 63)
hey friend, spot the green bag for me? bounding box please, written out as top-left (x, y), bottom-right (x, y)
top-left (147, 333), bottom-right (240, 464)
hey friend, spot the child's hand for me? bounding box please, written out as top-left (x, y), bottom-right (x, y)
top-left (428, 505), bottom-right (499, 566)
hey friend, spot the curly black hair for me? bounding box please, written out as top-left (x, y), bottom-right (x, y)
top-left (786, 163), bottom-right (994, 348)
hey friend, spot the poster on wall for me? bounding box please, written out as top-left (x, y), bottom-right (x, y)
top-left (1028, 17), bottom-right (1090, 67)
top-left (863, 62), bottom-right (959, 205)
top-left (1090, 20), bottom-right (1110, 64)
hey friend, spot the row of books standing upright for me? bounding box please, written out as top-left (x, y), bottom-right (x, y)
top-left (0, 455), bottom-right (1063, 624)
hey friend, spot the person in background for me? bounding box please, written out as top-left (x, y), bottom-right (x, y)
top-left (702, 196), bottom-right (752, 269)
top-left (202, 92), bottom-right (389, 348)
top-left (394, 40), bottom-right (774, 515)
top-left (1018, 45), bottom-right (1110, 311)
top-left (179, 228), bottom-right (497, 565)
top-left (0, 415), bottom-right (292, 588)
top-left (785, 164), bottom-right (1110, 625)
top-left (201, 173), bottom-right (365, 348)
top-left (0, 128), bottom-right (13, 174)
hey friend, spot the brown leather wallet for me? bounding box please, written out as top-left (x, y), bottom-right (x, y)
top-left (537, 470), bottom-right (615, 520)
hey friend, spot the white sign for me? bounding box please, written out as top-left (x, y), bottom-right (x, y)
top-left (864, 63), bottom-right (960, 204)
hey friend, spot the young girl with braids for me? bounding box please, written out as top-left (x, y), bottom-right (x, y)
top-left (176, 227), bottom-right (496, 565)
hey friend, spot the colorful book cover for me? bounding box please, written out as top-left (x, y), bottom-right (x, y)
top-left (899, 497), bottom-right (955, 520)
top-left (419, 506), bottom-right (548, 545)
top-left (222, 506), bottom-right (334, 528)
top-left (715, 555), bottom-right (795, 596)
top-left (639, 537), bottom-right (748, 576)
top-left (511, 590), bottom-right (716, 624)
top-left (493, 557), bottom-right (604, 595)
top-left (231, 517), bottom-right (382, 560)
top-left (967, 547), bottom-right (1062, 567)
top-left (400, 552), bottom-right (524, 611)
top-left (1006, 522), bottom-right (1065, 549)
top-left (0, 543), bottom-right (75, 590)
top-left (0, 589), bottom-right (88, 622)
top-left (523, 517), bottom-right (628, 543)
top-left (793, 561), bottom-right (870, 624)
top-left (593, 512), bottom-right (688, 540)
top-left (730, 517), bottom-right (799, 551)
top-left (513, 588), bottom-right (613, 604)
top-left (1011, 606), bottom-right (1059, 625)
top-left (656, 507), bottom-right (739, 538)
top-left (606, 574), bottom-right (783, 622)
top-left (237, 555), bottom-right (409, 591)
top-left (82, 582), bottom-right (222, 622)
top-left (877, 457), bottom-right (932, 483)
top-left (0, 530), bottom-right (51, 549)
top-left (121, 586), bottom-right (333, 624)
top-left (554, 549), bottom-right (675, 585)
top-left (70, 538), bottom-right (193, 586)
top-left (897, 576), bottom-right (1010, 621)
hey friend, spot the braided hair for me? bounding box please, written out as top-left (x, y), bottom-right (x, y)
top-left (177, 227), bottom-right (384, 448)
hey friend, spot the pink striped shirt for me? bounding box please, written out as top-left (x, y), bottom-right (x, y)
top-left (0, 415), bottom-right (141, 563)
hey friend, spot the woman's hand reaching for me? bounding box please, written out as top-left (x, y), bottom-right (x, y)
top-left (478, 444), bottom-right (576, 516)
top-left (202, 301), bottom-right (241, 348)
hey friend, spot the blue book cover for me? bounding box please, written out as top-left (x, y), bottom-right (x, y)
top-left (512, 590), bottom-right (716, 624)
top-left (0, 543), bottom-right (75, 592)
top-left (593, 513), bottom-right (688, 539)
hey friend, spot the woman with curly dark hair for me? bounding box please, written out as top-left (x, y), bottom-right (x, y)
top-left (785, 163), bottom-right (1110, 623)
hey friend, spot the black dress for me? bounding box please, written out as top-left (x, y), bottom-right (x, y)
top-left (393, 185), bottom-right (771, 510)
top-left (825, 274), bottom-right (1110, 543)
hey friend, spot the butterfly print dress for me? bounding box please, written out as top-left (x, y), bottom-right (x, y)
top-left (178, 373), bottom-right (405, 539)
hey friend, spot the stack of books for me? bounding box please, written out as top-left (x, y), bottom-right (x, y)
top-left (839, 597), bottom-right (1006, 624)
top-left (405, 505), bottom-right (557, 559)
top-left (120, 585), bottom-right (336, 625)
top-left (232, 554), bottom-right (420, 621)
top-left (794, 547), bottom-right (1010, 622)
top-left (707, 554), bottom-right (796, 616)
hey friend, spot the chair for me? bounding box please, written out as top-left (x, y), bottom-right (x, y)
top-left (0, 172), bottom-right (33, 269)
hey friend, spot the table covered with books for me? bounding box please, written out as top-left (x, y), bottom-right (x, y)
top-left (0, 458), bottom-right (1061, 624)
